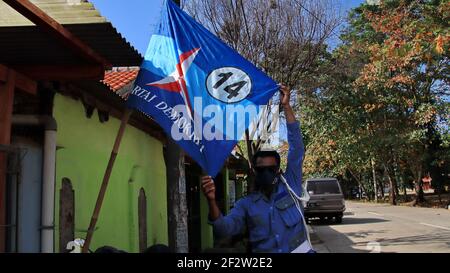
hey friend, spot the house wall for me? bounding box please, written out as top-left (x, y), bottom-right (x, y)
top-left (53, 93), bottom-right (168, 252)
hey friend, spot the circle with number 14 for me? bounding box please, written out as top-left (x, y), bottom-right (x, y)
top-left (206, 67), bottom-right (252, 104)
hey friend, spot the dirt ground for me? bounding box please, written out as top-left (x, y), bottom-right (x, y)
top-left (352, 192), bottom-right (450, 209)
top-left (400, 192), bottom-right (450, 209)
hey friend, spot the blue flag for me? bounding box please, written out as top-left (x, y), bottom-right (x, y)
top-left (127, 0), bottom-right (279, 176)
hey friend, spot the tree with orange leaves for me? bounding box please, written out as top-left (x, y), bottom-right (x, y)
top-left (300, 0), bottom-right (449, 206)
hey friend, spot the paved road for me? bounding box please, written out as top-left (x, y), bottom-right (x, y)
top-left (310, 201), bottom-right (450, 253)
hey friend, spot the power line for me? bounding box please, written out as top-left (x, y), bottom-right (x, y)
top-left (293, 0), bottom-right (344, 43)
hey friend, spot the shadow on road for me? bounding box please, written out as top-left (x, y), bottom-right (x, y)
top-left (311, 224), bottom-right (371, 253)
top-left (376, 231), bottom-right (450, 247)
top-left (310, 217), bottom-right (391, 253)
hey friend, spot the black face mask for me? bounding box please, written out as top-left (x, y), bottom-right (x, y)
top-left (255, 167), bottom-right (279, 187)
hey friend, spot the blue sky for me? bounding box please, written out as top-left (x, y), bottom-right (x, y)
top-left (89, 0), bottom-right (365, 55)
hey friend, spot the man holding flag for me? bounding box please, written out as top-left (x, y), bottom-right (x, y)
top-left (201, 85), bottom-right (313, 253)
top-left (125, 0), bottom-right (313, 253)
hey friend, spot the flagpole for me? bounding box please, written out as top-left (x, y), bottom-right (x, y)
top-left (82, 108), bottom-right (133, 253)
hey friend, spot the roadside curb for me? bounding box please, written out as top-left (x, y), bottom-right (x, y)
top-left (308, 225), bottom-right (330, 253)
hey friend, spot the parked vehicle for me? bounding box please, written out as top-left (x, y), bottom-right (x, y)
top-left (304, 178), bottom-right (346, 223)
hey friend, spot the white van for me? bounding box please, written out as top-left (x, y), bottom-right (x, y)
top-left (304, 178), bottom-right (346, 223)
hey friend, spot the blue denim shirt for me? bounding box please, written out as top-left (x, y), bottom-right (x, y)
top-left (210, 121), bottom-right (306, 253)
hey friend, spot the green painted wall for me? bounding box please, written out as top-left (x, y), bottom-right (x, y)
top-left (200, 189), bottom-right (213, 250)
top-left (53, 94), bottom-right (168, 252)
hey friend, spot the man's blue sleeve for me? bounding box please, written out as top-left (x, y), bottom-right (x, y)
top-left (285, 121), bottom-right (305, 193)
top-left (209, 199), bottom-right (247, 238)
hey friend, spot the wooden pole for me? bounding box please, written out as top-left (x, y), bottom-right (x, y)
top-left (82, 108), bottom-right (132, 253)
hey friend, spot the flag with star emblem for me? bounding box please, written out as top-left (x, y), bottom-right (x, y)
top-left (127, 0), bottom-right (279, 177)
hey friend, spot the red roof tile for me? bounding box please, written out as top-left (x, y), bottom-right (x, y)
top-left (101, 68), bottom-right (139, 99)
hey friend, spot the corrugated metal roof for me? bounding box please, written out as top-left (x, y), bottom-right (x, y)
top-left (0, 0), bottom-right (143, 67)
top-left (0, 23), bottom-right (143, 66)
top-left (0, 0), bottom-right (107, 26)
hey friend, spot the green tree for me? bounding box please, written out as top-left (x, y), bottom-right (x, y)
top-left (302, 0), bottom-right (449, 205)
